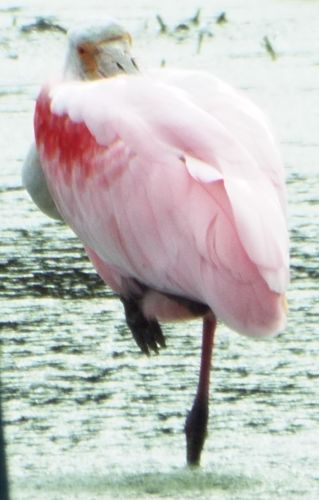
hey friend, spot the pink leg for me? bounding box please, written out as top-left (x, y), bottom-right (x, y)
top-left (185, 313), bottom-right (216, 466)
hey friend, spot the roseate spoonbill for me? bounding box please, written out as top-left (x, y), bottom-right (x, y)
top-left (24, 19), bottom-right (289, 466)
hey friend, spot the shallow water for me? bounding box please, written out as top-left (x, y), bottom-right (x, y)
top-left (1, 0), bottom-right (319, 498)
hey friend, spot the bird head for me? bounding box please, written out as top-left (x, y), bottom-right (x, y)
top-left (64, 18), bottom-right (139, 80)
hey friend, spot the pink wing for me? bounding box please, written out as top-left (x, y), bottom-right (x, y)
top-left (150, 69), bottom-right (286, 210)
top-left (35, 73), bottom-right (289, 338)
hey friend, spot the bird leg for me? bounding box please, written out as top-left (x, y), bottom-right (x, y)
top-left (120, 281), bottom-right (208, 355)
top-left (185, 313), bottom-right (216, 466)
top-left (120, 295), bottom-right (166, 355)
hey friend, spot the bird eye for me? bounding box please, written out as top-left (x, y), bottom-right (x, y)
top-left (77, 45), bottom-right (86, 55)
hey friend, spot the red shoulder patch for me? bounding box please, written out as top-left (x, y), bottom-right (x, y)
top-left (34, 88), bottom-right (105, 181)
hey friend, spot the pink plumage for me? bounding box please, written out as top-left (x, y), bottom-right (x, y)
top-left (33, 61), bottom-right (290, 466)
top-left (35, 71), bottom-right (289, 339)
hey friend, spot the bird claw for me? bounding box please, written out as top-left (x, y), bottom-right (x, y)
top-left (133, 319), bottom-right (166, 356)
top-left (120, 296), bottom-right (166, 355)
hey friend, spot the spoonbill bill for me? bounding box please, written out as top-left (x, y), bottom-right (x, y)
top-left (23, 18), bottom-right (289, 466)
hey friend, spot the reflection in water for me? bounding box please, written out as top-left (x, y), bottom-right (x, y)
top-left (1, 0), bottom-right (319, 498)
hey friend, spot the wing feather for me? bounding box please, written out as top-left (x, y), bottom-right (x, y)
top-left (36, 73), bottom-right (289, 337)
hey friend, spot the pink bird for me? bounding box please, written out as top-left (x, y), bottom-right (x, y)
top-left (25, 19), bottom-right (289, 466)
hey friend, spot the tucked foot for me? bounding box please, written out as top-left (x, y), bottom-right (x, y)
top-left (185, 395), bottom-right (209, 466)
top-left (120, 295), bottom-right (166, 355)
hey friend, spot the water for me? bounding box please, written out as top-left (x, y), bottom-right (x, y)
top-left (1, 0), bottom-right (319, 498)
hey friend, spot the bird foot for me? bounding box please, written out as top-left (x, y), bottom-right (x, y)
top-left (120, 295), bottom-right (166, 355)
top-left (184, 395), bottom-right (208, 466)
